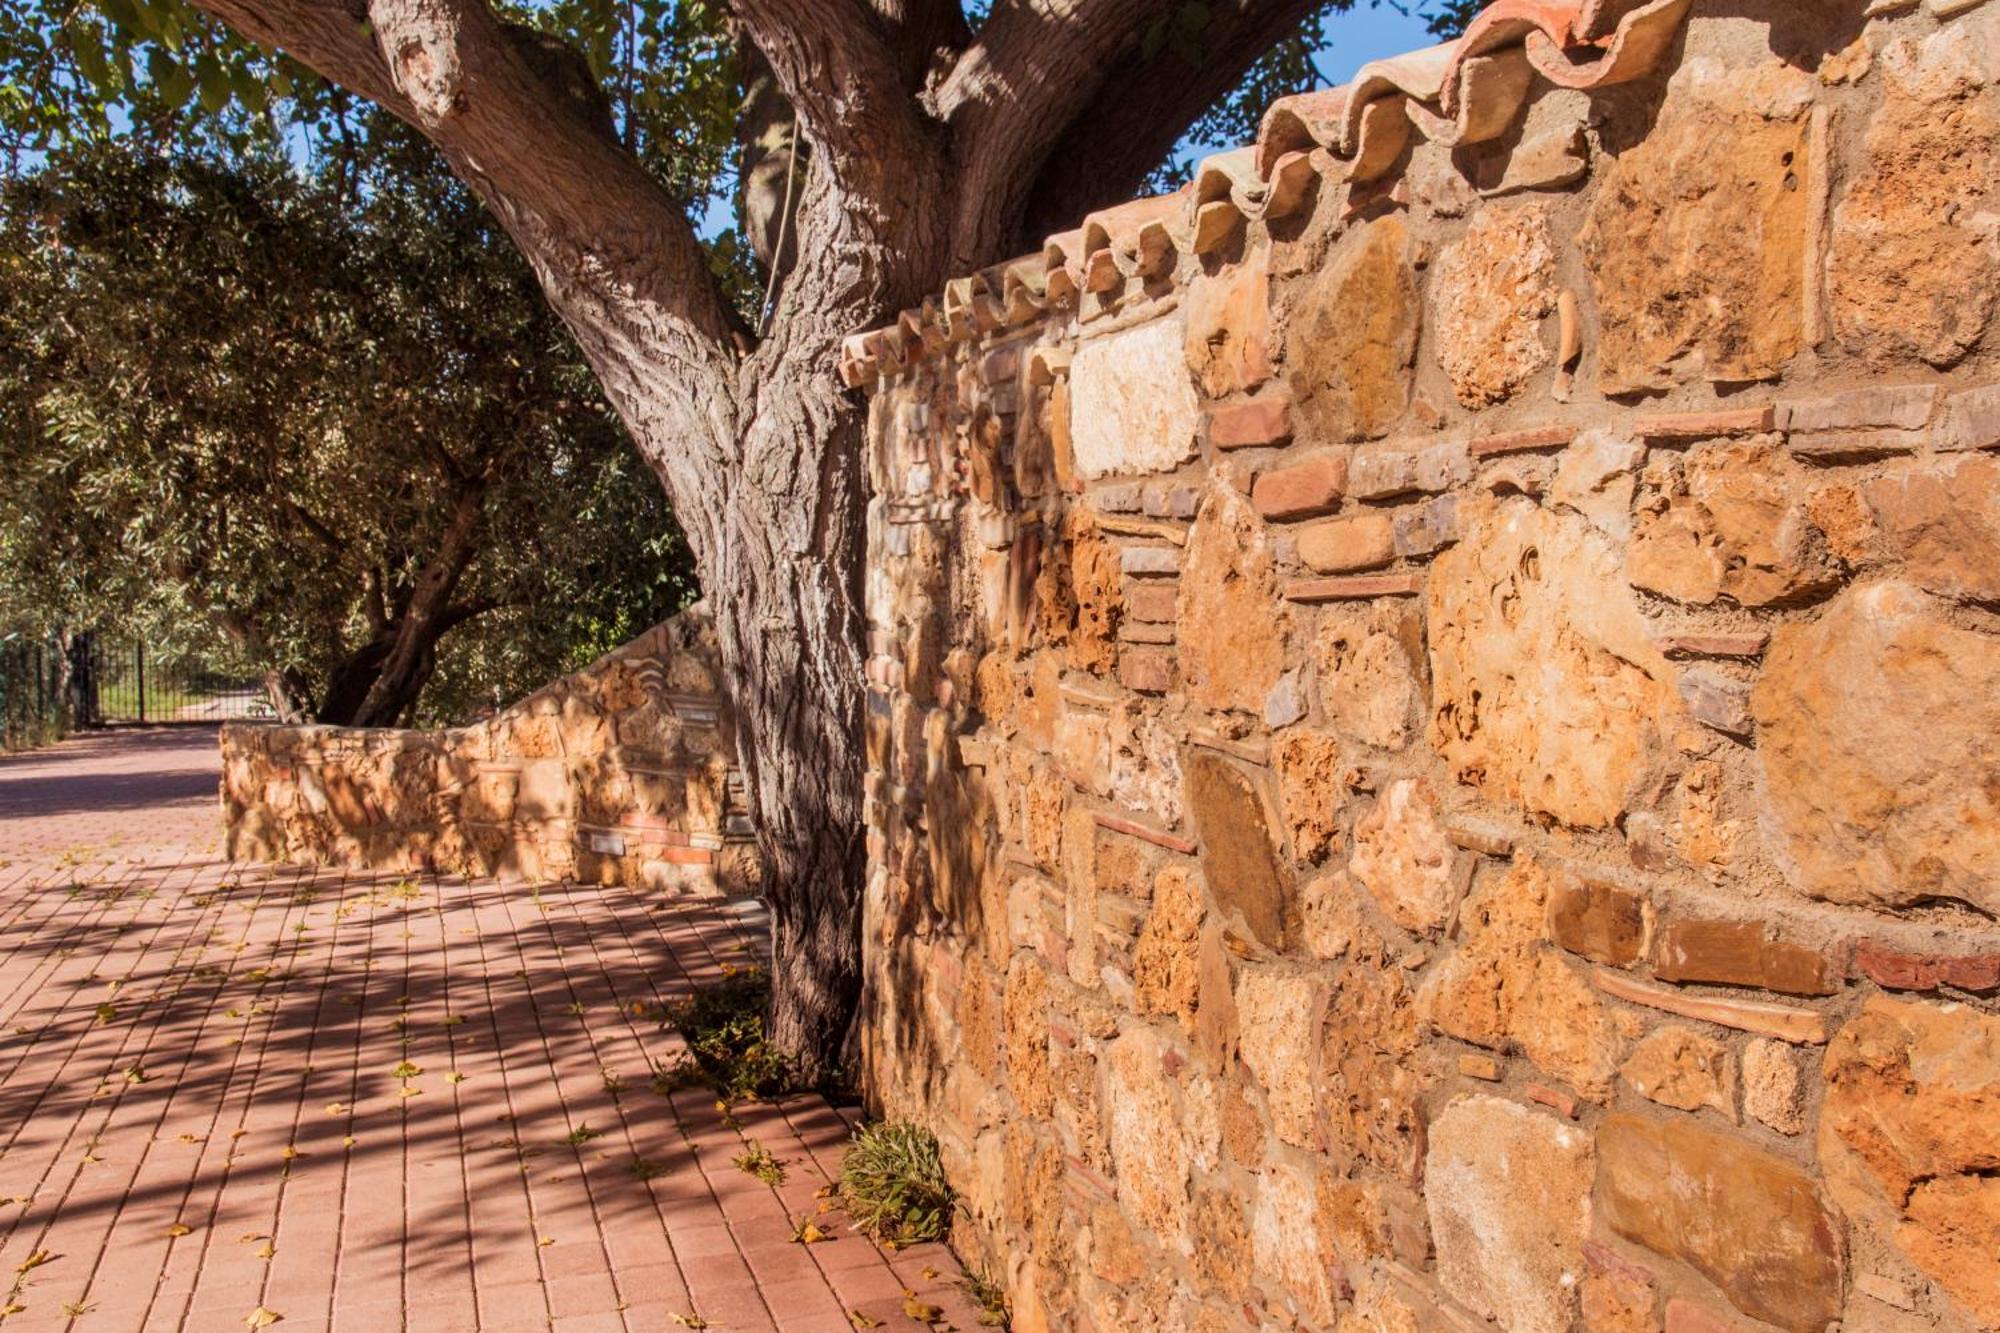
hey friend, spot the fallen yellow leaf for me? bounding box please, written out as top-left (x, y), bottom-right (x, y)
top-left (244, 1306), bottom-right (282, 1328)
top-left (166, 1224), bottom-right (192, 1238)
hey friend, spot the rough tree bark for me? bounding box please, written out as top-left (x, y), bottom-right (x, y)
top-left (185, 0), bottom-right (1325, 1086)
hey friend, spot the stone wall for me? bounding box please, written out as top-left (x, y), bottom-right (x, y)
top-left (221, 605), bottom-right (758, 893)
top-left (847, 2), bottom-right (2000, 1330)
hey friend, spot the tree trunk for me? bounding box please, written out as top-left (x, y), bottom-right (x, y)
top-left (707, 370), bottom-right (874, 1091)
top-left (183, 0), bottom-right (1314, 1087)
top-left (317, 636), bottom-right (393, 725)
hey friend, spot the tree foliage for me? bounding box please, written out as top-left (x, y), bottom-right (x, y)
top-left (0, 125), bottom-right (697, 724)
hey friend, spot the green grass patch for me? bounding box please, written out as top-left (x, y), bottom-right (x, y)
top-left (838, 1121), bottom-right (954, 1246)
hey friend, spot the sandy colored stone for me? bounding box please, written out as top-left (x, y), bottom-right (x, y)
top-left (1299, 870), bottom-right (1365, 962)
top-left (1620, 1024), bottom-right (1736, 1119)
top-left (1427, 1095), bottom-right (1594, 1333)
top-left (1008, 956), bottom-right (1056, 1112)
top-left (1104, 1025), bottom-right (1192, 1241)
top-left (1342, 1265), bottom-right (1432, 1333)
top-left (1088, 1201), bottom-right (1148, 1286)
top-left (1193, 922), bottom-right (1239, 1075)
top-left (1254, 1158), bottom-right (1338, 1325)
top-left (1579, 58), bottom-right (1812, 392)
top-left (1821, 995), bottom-right (2000, 1327)
top-left (1177, 477), bottom-right (1289, 717)
top-left (1189, 1189), bottom-right (1253, 1302)
top-left (1429, 496), bottom-right (1683, 830)
top-left (1348, 778), bottom-right (1458, 936)
top-left (1068, 315), bottom-right (1201, 478)
top-left (1753, 580), bottom-right (2000, 916)
top-left (1320, 1174), bottom-right (1427, 1275)
top-left (1742, 1038), bottom-right (1805, 1135)
top-left (1315, 606), bottom-right (1424, 752)
top-left (1235, 964), bottom-right (1324, 1149)
top-left (1220, 1077), bottom-right (1265, 1166)
top-left (1287, 215), bottom-right (1419, 441)
top-left (1066, 514), bottom-right (1125, 674)
top-left (1830, 12), bottom-right (2000, 367)
top-left (1184, 248), bottom-right (1272, 399)
top-left (1581, 1245), bottom-right (1659, 1333)
top-left (1598, 1114), bottom-right (1842, 1332)
top-left (1419, 856), bottom-right (1623, 1099)
top-left (1324, 928), bottom-right (1429, 1176)
top-left (1547, 872), bottom-right (1647, 966)
top-left (1673, 759), bottom-right (1744, 870)
top-left (1185, 752), bottom-right (1290, 949)
top-left (1431, 203), bottom-right (1557, 408)
top-left (1273, 727), bottom-right (1348, 864)
top-left (1551, 429), bottom-right (1644, 541)
top-left (1859, 455), bottom-right (2000, 603)
top-left (1134, 863), bottom-right (1204, 1025)
top-left (1627, 440), bottom-right (1841, 608)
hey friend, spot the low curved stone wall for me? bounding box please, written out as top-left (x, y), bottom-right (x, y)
top-left (851, 3), bottom-right (2000, 1330)
top-left (221, 605), bottom-right (758, 893)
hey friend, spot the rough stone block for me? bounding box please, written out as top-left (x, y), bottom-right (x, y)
top-left (1753, 580), bottom-right (2000, 918)
top-left (1596, 1115), bottom-right (1842, 1331)
top-left (1675, 667), bottom-right (1754, 737)
top-left (1426, 1095), bottom-right (1594, 1333)
top-left (1068, 316), bottom-right (1201, 479)
top-left (1547, 874), bottom-right (1647, 966)
top-left (1620, 1024), bottom-right (1736, 1118)
top-left (1820, 996), bottom-right (2000, 1327)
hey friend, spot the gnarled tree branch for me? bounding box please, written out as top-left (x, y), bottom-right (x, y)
top-left (1019, 0), bottom-right (1328, 238)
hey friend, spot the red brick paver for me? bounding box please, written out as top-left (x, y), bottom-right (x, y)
top-left (0, 730), bottom-right (986, 1332)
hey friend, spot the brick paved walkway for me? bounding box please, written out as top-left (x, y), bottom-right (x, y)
top-left (0, 729), bottom-right (985, 1332)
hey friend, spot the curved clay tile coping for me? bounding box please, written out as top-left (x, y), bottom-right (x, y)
top-left (837, 0), bottom-right (1697, 390)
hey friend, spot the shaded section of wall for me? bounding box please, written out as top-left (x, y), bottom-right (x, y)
top-left (221, 605), bottom-right (757, 892)
top-left (855, 3), bottom-right (2000, 1332)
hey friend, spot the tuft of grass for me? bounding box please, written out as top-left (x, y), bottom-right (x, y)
top-left (838, 1122), bottom-right (953, 1246)
top-left (961, 1267), bottom-right (1010, 1328)
top-left (656, 969), bottom-right (791, 1103)
top-left (733, 1142), bottom-right (784, 1185)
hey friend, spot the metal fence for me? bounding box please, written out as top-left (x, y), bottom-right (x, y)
top-left (86, 639), bottom-right (272, 724)
top-left (0, 636), bottom-right (69, 751)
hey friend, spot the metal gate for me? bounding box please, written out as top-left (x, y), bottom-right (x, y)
top-left (0, 636), bottom-right (67, 750)
top-left (86, 639), bottom-right (272, 723)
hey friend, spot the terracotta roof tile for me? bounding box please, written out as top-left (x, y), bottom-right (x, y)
top-left (840, 0), bottom-right (1702, 387)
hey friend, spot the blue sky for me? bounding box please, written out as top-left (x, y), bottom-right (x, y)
top-left (1313, 4), bottom-right (1443, 86)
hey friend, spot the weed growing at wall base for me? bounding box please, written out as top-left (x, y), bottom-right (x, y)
top-left (838, 1121), bottom-right (954, 1246)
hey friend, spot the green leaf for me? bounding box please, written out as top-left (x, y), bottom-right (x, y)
top-left (194, 53), bottom-right (229, 113)
top-left (147, 47), bottom-right (192, 108)
top-left (71, 31), bottom-right (115, 93)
